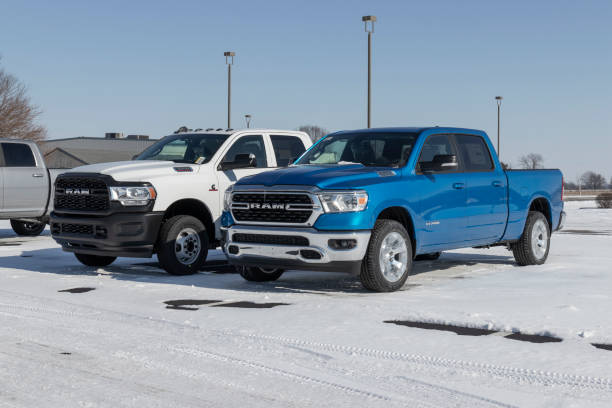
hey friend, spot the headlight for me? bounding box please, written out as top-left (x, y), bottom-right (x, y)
top-left (318, 191), bottom-right (368, 213)
top-left (223, 186), bottom-right (233, 211)
top-left (109, 186), bottom-right (156, 206)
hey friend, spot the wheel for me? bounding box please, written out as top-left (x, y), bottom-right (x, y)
top-left (360, 219), bottom-right (412, 292)
top-left (238, 266), bottom-right (284, 282)
top-left (512, 211), bottom-right (551, 266)
top-left (10, 220), bottom-right (46, 236)
top-left (74, 253), bottom-right (116, 267)
top-left (157, 215), bottom-right (209, 275)
top-left (415, 252), bottom-right (441, 261)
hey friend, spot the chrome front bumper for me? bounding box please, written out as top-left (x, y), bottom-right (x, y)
top-left (222, 225), bottom-right (371, 274)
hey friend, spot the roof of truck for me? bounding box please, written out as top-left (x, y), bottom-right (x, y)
top-left (172, 128), bottom-right (308, 136)
top-left (331, 127), bottom-right (483, 134)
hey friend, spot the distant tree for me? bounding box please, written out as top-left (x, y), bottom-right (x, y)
top-left (500, 161), bottom-right (511, 170)
top-left (564, 181), bottom-right (578, 190)
top-left (298, 125), bottom-right (328, 142)
top-left (0, 59), bottom-right (46, 141)
top-left (518, 153), bottom-right (544, 169)
top-left (580, 171), bottom-right (606, 190)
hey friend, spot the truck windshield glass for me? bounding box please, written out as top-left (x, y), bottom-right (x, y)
top-left (296, 132), bottom-right (418, 167)
top-left (135, 134), bottom-right (229, 164)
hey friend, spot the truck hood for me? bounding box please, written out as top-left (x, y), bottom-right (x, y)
top-left (238, 164), bottom-right (398, 190)
top-left (66, 160), bottom-right (199, 181)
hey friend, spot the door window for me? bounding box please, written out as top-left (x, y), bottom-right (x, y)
top-left (270, 135), bottom-right (306, 166)
top-left (1, 143), bottom-right (36, 167)
top-left (417, 135), bottom-right (458, 172)
top-left (455, 135), bottom-right (494, 171)
top-left (222, 135), bottom-right (267, 168)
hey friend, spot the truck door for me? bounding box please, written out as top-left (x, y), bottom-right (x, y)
top-left (0, 142), bottom-right (48, 217)
top-left (455, 134), bottom-right (507, 242)
top-left (268, 135), bottom-right (307, 167)
top-left (413, 134), bottom-right (468, 249)
top-left (216, 134), bottom-right (271, 211)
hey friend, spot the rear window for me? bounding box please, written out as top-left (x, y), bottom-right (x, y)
top-left (270, 135), bottom-right (306, 166)
top-left (1, 143), bottom-right (36, 167)
top-left (455, 134), bottom-right (494, 171)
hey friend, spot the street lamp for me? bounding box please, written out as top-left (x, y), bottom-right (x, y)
top-left (362, 15), bottom-right (376, 128)
top-left (244, 114), bottom-right (252, 128)
top-left (495, 96), bottom-right (503, 158)
top-left (224, 51), bottom-right (235, 128)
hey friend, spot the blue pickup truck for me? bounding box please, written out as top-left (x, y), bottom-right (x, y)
top-left (221, 127), bottom-right (565, 292)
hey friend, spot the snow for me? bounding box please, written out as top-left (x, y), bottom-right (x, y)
top-left (1, 202), bottom-right (612, 407)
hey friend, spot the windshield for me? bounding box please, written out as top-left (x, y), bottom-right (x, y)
top-left (296, 132), bottom-right (419, 167)
top-left (135, 133), bottom-right (229, 163)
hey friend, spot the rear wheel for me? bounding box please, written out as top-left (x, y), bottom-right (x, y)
top-left (74, 253), bottom-right (116, 267)
top-left (157, 215), bottom-right (209, 275)
top-left (239, 266), bottom-right (284, 282)
top-left (10, 220), bottom-right (46, 236)
top-left (360, 219), bottom-right (412, 292)
top-left (512, 211), bottom-right (550, 266)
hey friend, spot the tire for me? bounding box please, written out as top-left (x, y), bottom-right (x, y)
top-left (10, 219), bottom-right (46, 236)
top-left (415, 252), bottom-right (441, 261)
top-left (512, 211), bottom-right (551, 266)
top-left (360, 219), bottom-right (413, 292)
top-left (157, 215), bottom-right (209, 275)
top-left (238, 266), bottom-right (285, 282)
top-left (74, 253), bottom-right (116, 267)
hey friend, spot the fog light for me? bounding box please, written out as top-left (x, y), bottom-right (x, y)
top-left (228, 245), bottom-right (239, 255)
top-left (328, 239), bottom-right (357, 250)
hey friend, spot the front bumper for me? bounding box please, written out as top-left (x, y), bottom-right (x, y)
top-left (50, 211), bottom-right (164, 258)
top-left (223, 225), bottom-right (371, 275)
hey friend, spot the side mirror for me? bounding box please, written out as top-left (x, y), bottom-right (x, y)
top-left (420, 154), bottom-right (458, 172)
top-left (218, 153), bottom-right (257, 171)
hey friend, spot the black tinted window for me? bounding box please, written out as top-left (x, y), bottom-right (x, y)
top-left (1, 143), bottom-right (36, 167)
top-left (455, 135), bottom-right (493, 171)
top-left (418, 134), bottom-right (457, 171)
top-left (270, 135), bottom-right (306, 166)
top-left (223, 135), bottom-right (267, 168)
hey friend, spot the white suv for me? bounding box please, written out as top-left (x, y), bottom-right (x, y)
top-left (49, 129), bottom-right (312, 274)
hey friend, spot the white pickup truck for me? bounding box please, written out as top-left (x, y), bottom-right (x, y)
top-left (49, 129), bottom-right (312, 274)
top-left (0, 138), bottom-right (64, 236)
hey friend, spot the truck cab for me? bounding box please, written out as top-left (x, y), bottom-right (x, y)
top-left (222, 127), bottom-right (565, 292)
top-left (50, 129), bottom-right (312, 274)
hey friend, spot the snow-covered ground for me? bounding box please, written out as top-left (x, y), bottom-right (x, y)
top-left (1, 202), bottom-right (611, 407)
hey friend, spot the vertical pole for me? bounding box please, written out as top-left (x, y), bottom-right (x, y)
top-left (367, 31), bottom-right (372, 128)
top-left (497, 102), bottom-right (500, 157)
top-left (227, 63), bottom-right (231, 129)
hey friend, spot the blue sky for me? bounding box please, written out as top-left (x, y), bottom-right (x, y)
top-left (1, 0), bottom-right (611, 181)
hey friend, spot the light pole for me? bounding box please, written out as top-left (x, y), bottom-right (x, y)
top-left (362, 15), bottom-right (376, 128)
top-left (224, 51), bottom-right (235, 128)
top-left (245, 114), bottom-right (252, 128)
top-left (495, 96), bottom-right (503, 158)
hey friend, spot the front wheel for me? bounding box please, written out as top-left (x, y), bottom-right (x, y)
top-left (238, 266), bottom-right (284, 282)
top-left (512, 211), bottom-right (551, 266)
top-left (75, 253), bottom-right (116, 267)
top-left (360, 219), bottom-right (412, 292)
top-left (10, 220), bottom-right (46, 236)
top-left (157, 215), bottom-right (209, 275)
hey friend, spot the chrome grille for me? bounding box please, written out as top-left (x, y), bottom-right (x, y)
top-left (231, 192), bottom-right (317, 225)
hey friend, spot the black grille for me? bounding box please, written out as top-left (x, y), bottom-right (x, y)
top-left (57, 223), bottom-right (94, 236)
top-left (232, 233), bottom-right (309, 246)
top-left (232, 193), bottom-right (313, 224)
top-left (54, 176), bottom-right (109, 211)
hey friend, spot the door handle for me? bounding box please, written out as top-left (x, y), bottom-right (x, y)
top-left (492, 181), bottom-right (503, 187)
top-left (452, 182), bottom-right (465, 190)
top-left (32, 173), bottom-right (44, 178)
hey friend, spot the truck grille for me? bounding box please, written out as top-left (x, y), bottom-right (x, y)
top-left (54, 176), bottom-right (109, 211)
top-left (231, 193), bottom-right (314, 224)
top-left (52, 223), bottom-right (94, 236)
top-left (232, 233), bottom-right (309, 246)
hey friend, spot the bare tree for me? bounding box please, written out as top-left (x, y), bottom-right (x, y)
top-left (0, 60), bottom-right (46, 141)
top-left (580, 171), bottom-right (607, 190)
top-left (518, 153), bottom-right (544, 169)
top-left (298, 125), bottom-right (328, 142)
top-left (500, 161), bottom-right (511, 170)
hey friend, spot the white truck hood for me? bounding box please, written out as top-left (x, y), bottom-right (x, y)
top-left (67, 160), bottom-right (199, 182)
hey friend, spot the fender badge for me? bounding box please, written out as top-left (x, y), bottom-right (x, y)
top-left (173, 166), bottom-right (193, 172)
top-left (209, 184), bottom-right (218, 192)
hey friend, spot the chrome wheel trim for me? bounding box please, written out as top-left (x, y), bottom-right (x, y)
top-left (531, 219), bottom-right (549, 260)
top-left (378, 231), bottom-right (408, 283)
top-left (175, 227), bottom-right (201, 265)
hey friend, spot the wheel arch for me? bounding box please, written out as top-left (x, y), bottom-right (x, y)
top-left (528, 196), bottom-right (552, 230)
top-left (375, 206), bottom-right (417, 257)
top-left (163, 198), bottom-right (215, 243)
